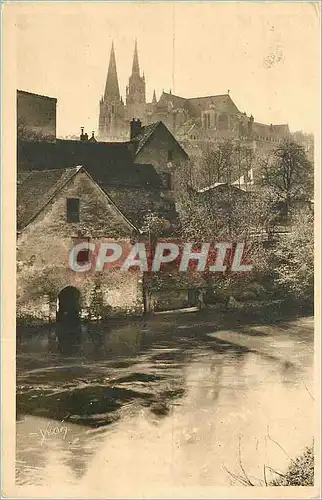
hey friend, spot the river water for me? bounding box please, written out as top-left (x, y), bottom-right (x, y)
top-left (16, 314), bottom-right (314, 496)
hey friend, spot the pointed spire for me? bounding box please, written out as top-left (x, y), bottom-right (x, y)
top-left (132, 39), bottom-right (140, 75)
top-left (104, 42), bottom-right (120, 102)
top-left (152, 89), bottom-right (157, 104)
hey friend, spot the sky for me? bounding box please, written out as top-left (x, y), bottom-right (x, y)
top-left (14, 1), bottom-right (320, 137)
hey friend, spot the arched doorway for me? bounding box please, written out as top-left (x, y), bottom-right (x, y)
top-left (56, 286), bottom-right (81, 354)
top-left (57, 286), bottom-right (81, 326)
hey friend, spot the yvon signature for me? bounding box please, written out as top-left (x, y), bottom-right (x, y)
top-left (31, 421), bottom-right (69, 446)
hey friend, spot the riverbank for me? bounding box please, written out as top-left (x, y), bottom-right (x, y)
top-left (17, 297), bottom-right (313, 338)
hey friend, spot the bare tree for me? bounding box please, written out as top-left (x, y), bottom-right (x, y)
top-left (259, 140), bottom-right (313, 223)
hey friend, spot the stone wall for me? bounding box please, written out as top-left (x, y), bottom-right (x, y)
top-left (17, 90), bottom-right (57, 141)
top-left (134, 123), bottom-right (188, 173)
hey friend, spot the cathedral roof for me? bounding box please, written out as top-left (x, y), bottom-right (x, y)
top-left (157, 91), bottom-right (240, 116)
top-left (188, 94), bottom-right (240, 115)
top-left (252, 121), bottom-right (290, 138)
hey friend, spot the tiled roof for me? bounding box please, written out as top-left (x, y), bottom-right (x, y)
top-left (131, 121), bottom-right (189, 159)
top-left (253, 122), bottom-right (290, 138)
top-left (157, 92), bottom-right (240, 116)
top-left (188, 94), bottom-right (240, 115)
top-left (131, 122), bottom-right (161, 154)
top-left (18, 139), bottom-right (163, 188)
top-left (17, 167), bottom-right (81, 230)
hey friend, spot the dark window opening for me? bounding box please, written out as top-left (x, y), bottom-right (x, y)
top-left (77, 248), bottom-right (90, 264)
top-left (167, 149), bottom-right (173, 162)
top-left (72, 237), bottom-right (91, 265)
top-left (67, 198), bottom-right (80, 223)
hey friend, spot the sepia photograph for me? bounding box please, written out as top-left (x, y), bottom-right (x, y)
top-left (1, 1), bottom-right (320, 498)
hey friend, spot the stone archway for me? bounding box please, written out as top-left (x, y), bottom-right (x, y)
top-left (56, 286), bottom-right (81, 326)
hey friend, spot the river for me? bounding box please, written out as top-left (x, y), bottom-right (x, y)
top-left (16, 314), bottom-right (314, 496)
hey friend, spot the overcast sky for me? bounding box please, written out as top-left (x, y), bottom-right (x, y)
top-left (15, 2), bottom-right (320, 137)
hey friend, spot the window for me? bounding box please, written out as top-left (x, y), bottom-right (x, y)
top-left (66, 198), bottom-right (80, 223)
top-left (167, 149), bottom-right (173, 162)
top-left (72, 237), bottom-right (91, 265)
top-left (77, 247), bottom-right (90, 265)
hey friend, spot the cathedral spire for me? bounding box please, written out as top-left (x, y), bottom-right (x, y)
top-left (132, 39), bottom-right (140, 75)
top-left (104, 42), bottom-right (120, 102)
top-left (152, 89), bottom-right (157, 104)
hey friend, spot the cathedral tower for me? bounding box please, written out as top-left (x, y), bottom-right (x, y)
top-left (126, 40), bottom-right (146, 121)
top-left (98, 43), bottom-right (125, 140)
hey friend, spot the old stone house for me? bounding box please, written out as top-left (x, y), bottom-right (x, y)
top-left (17, 166), bottom-right (147, 325)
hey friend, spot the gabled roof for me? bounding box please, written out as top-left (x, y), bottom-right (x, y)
top-left (197, 182), bottom-right (247, 196)
top-left (131, 121), bottom-right (189, 159)
top-left (17, 166), bottom-right (137, 232)
top-left (131, 122), bottom-right (160, 154)
top-left (17, 167), bottom-right (81, 231)
top-left (156, 92), bottom-right (240, 116)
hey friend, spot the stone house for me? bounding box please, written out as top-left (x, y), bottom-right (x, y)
top-left (129, 119), bottom-right (189, 174)
top-left (17, 166), bottom-right (145, 325)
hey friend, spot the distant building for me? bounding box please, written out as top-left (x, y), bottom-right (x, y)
top-left (97, 41), bottom-right (291, 152)
top-left (17, 90), bottom-right (57, 142)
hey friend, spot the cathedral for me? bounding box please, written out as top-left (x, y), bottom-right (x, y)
top-left (98, 40), bottom-right (151, 141)
top-left (98, 41), bottom-right (291, 151)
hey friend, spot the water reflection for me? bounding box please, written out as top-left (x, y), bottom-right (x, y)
top-left (16, 316), bottom-right (314, 493)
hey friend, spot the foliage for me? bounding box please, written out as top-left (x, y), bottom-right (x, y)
top-left (175, 139), bottom-right (256, 191)
top-left (272, 208), bottom-right (314, 302)
top-left (258, 140), bottom-right (313, 222)
top-left (140, 210), bottom-right (171, 238)
top-left (271, 445), bottom-right (314, 486)
top-left (17, 118), bottom-right (55, 142)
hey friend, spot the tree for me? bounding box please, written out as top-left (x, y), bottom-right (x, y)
top-left (259, 140), bottom-right (313, 223)
top-left (272, 208), bottom-right (314, 303)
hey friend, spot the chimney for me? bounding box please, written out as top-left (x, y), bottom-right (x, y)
top-left (130, 118), bottom-right (142, 140)
top-left (80, 127), bottom-right (85, 141)
top-left (89, 131), bottom-right (97, 143)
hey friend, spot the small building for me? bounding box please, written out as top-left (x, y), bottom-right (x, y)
top-left (17, 166), bottom-right (144, 325)
top-left (129, 119), bottom-right (189, 175)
